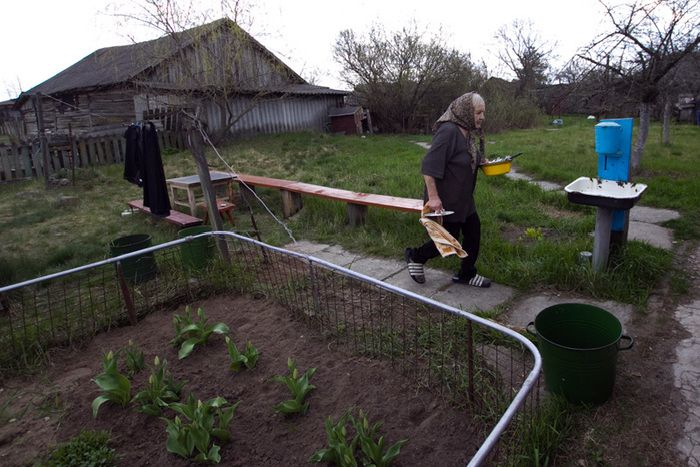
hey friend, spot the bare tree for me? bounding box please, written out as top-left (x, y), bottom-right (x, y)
top-left (107, 0), bottom-right (298, 142)
top-left (334, 23), bottom-right (485, 132)
top-left (495, 19), bottom-right (554, 98)
top-left (578, 0), bottom-right (700, 172)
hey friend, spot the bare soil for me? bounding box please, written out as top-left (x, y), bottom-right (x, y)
top-left (0, 294), bottom-right (482, 466)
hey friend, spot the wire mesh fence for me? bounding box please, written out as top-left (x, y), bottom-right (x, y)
top-left (0, 231), bottom-right (541, 465)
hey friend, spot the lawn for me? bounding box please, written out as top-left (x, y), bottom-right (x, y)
top-left (2, 117), bottom-right (698, 307)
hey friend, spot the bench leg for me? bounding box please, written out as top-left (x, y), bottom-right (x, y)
top-left (347, 203), bottom-right (367, 226)
top-left (281, 190), bottom-right (303, 218)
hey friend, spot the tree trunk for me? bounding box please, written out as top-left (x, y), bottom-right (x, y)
top-left (662, 98), bottom-right (671, 145)
top-left (632, 102), bottom-right (650, 174)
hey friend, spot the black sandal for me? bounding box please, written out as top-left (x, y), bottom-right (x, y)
top-left (452, 273), bottom-right (491, 288)
top-left (405, 248), bottom-right (425, 284)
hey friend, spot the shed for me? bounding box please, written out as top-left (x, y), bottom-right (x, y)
top-left (12, 18), bottom-right (350, 141)
top-left (329, 106), bottom-right (372, 135)
top-left (676, 94), bottom-right (699, 124)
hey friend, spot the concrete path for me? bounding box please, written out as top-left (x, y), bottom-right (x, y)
top-left (285, 240), bottom-right (515, 314)
top-left (673, 245), bottom-right (700, 466)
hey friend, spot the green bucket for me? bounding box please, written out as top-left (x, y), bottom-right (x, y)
top-left (527, 303), bottom-right (633, 404)
top-left (109, 234), bottom-right (157, 284)
top-left (178, 226), bottom-right (214, 272)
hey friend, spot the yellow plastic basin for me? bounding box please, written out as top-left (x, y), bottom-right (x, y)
top-left (480, 160), bottom-right (512, 176)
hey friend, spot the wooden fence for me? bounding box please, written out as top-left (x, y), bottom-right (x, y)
top-left (0, 130), bottom-right (186, 182)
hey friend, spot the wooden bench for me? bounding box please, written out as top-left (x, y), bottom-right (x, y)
top-left (127, 200), bottom-right (204, 228)
top-left (235, 174), bottom-right (422, 226)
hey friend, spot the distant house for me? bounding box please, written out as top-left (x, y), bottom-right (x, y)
top-left (12, 18), bottom-right (349, 141)
top-left (676, 94), bottom-right (699, 124)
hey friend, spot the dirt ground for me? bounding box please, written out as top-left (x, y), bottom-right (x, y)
top-left (551, 241), bottom-right (698, 466)
top-left (0, 294), bottom-right (484, 466)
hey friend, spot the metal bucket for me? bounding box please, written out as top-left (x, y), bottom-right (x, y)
top-left (527, 303), bottom-right (633, 404)
top-left (109, 234), bottom-right (157, 284)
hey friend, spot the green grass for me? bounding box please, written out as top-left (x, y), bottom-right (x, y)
top-left (2, 120), bottom-right (697, 306)
top-left (39, 430), bottom-right (115, 466)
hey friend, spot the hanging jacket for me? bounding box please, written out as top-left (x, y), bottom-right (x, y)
top-left (123, 123), bottom-right (171, 216)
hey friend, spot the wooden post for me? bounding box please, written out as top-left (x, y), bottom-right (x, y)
top-left (32, 93), bottom-right (50, 187)
top-left (347, 203), bottom-right (367, 226)
top-left (280, 189), bottom-right (303, 217)
top-left (187, 125), bottom-right (230, 264)
top-left (593, 207), bottom-right (614, 272)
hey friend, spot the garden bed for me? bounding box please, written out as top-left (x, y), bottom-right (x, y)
top-left (0, 293), bottom-right (483, 466)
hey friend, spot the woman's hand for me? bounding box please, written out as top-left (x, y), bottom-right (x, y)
top-left (426, 197), bottom-right (444, 213)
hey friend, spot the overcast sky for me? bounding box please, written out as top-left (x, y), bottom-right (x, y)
top-left (0, 0), bottom-right (614, 100)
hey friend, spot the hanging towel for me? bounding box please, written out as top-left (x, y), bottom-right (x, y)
top-left (418, 204), bottom-right (467, 258)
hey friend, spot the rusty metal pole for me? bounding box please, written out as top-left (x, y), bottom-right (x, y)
top-left (115, 262), bottom-right (137, 325)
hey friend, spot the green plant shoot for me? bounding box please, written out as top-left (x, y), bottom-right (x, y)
top-left (162, 394), bottom-right (240, 464)
top-left (123, 339), bottom-right (145, 378)
top-left (225, 336), bottom-right (260, 372)
top-left (310, 408), bottom-right (407, 466)
top-left (133, 356), bottom-right (185, 416)
top-left (171, 306), bottom-right (230, 360)
top-left (352, 410), bottom-right (407, 467)
top-left (273, 357), bottom-right (316, 416)
top-left (91, 351), bottom-right (132, 418)
top-left (309, 413), bottom-right (359, 466)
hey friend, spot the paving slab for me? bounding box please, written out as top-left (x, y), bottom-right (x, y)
top-left (384, 266), bottom-right (453, 297)
top-left (431, 282), bottom-right (515, 313)
top-left (533, 180), bottom-right (562, 192)
top-left (501, 295), bottom-right (635, 331)
top-left (630, 206), bottom-right (680, 224)
top-left (505, 171), bottom-right (533, 182)
top-left (628, 221), bottom-right (674, 250)
top-left (284, 240), bottom-right (332, 255)
top-left (345, 257), bottom-right (405, 281)
top-left (308, 244), bottom-right (363, 268)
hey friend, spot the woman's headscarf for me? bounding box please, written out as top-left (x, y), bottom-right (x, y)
top-left (434, 92), bottom-right (485, 169)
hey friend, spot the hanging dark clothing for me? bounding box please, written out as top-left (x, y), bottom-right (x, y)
top-left (123, 123), bottom-right (171, 216)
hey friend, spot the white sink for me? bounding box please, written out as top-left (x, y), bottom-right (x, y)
top-left (564, 176), bottom-right (647, 210)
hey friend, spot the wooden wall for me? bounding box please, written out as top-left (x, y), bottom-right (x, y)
top-left (18, 88), bottom-right (136, 138)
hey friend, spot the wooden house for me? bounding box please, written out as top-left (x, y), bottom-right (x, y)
top-left (13, 18), bottom-right (348, 140)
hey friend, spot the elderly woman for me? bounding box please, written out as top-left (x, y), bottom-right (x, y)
top-left (405, 92), bottom-right (491, 288)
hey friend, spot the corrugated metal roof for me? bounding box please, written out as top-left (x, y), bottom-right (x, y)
top-left (18, 18), bottom-right (347, 100)
top-left (131, 81), bottom-right (348, 96)
top-left (329, 106), bottom-right (361, 117)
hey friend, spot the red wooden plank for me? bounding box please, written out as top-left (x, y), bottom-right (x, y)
top-left (237, 174), bottom-right (422, 212)
top-left (127, 200), bottom-right (203, 227)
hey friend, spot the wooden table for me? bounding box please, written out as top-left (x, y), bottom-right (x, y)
top-left (166, 171), bottom-right (234, 216)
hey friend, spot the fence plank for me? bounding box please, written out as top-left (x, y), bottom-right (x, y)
top-left (9, 145), bottom-right (21, 179)
top-left (102, 138), bottom-right (113, 164)
top-left (111, 137), bottom-right (121, 163)
top-left (30, 143), bottom-right (43, 178)
top-left (19, 144), bottom-right (34, 178)
top-left (0, 147), bottom-right (9, 181)
top-left (50, 148), bottom-right (61, 173)
top-left (95, 139), bottom-right (105, 165)
top-left (78, 140), bottom-right (88, 167)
